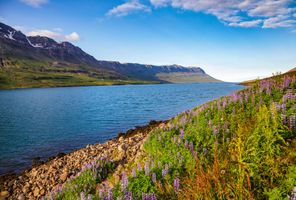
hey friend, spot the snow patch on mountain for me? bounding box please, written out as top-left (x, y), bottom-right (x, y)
top-left (4, 30), bottom-right (16, 40)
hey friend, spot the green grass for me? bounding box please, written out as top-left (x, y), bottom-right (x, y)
top-left (49, 74), bottom-right (296, 200)
top-left (0, 59), bottom-right (159, 89)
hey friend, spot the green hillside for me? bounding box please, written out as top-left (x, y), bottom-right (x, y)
top-left (0, 59), bottom-right (157, 89)
top-left (156, 72), bottom-right (221, 83)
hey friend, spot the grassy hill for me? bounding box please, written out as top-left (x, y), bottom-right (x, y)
top-left (0, 59), bottom-right (157, 89)
top-left (156, 72), bottom-right (221, 83)
top-left (50, 74), bottom-right (296, 199)
top-left (241, 67), bottom-right (296, 86)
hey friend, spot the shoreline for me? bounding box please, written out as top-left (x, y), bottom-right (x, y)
top-left (0, 119), bottom-right (167, 199)
top-left (0, 81), bottom-right (228, 91)
top-left (0, 80), bottom-right (161, 90)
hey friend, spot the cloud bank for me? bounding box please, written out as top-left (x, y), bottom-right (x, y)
top-left (107, 0), bottom-right (296, 30)
top-left (149, 0), bottom-right (296, 29)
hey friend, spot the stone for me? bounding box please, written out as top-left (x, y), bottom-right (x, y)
top-left (0, 191), bottom-right (9, 198)
top-left (33, 187), bottom-right (40, 197)
top-left (22, 186), bottom-right (29, 193)
top-left (31, 169), bottom-right (38, 177)
top-left (17, 194), bottom-right (25, 200)
top-left (40, 189), bottom-right (45, 196)
top-left (118, 136), bottom-right (124, 142)
top-left (60, 171), bottom-right (68, 182)
top-left (118, 144), bottom-right (127, 152)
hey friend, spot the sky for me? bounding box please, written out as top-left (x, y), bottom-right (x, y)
top-left (0, 0), bottom-right (296, 82)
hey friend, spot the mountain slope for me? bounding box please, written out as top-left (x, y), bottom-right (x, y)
top-left (0, 22), bottom-right (220, 89)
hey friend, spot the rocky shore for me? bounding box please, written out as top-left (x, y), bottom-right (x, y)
top-left (0, 120), bottom-right (167, 200)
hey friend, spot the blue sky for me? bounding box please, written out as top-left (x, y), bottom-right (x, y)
top-left (1, 0), bottom-right (296, 82)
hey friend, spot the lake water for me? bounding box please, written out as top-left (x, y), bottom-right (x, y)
top-left (0, 83), bottom-right (244, 175)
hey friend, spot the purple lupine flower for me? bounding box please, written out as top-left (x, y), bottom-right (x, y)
top-left (174, 177), bottom-right (180, 193)
top-left (162, 165), bottom-right (168, 178)
top-left (282, 103), bottom-right (286, 112)
top-left (107, 188), bottom-right (113, 200)
top-left (287, 186), bottom-right (296, 200)
top-left (152, 173), bottom-right (156, 184)
top-left (138, 163), bottom-right (142, 171)
top-left (80, 192), bottom-right (86, 200)
top-left (121, 173), bottom-right (128, 191)
top-left (281, 114), bottom-right (288, 125)
top-left (87, 194), bottom-right (92, 200)
top-left (180, 128), bottom-right (185, 139)
top-left (222, 99), bottom-right (227, 108)
top-left (145, 161), bottom-right (150, 176)
top-left (124, 191), bottom-right (133, 200)
top-left (288, 115), bottom-right (296, 130)
top-left (132, 168), bottom-right (136, 178)
top-left (142, 193), bottom-right (156, 200)
top-left (150, 193), bottom-right (157, 200)
top-left (142, 193), bottom-right (147, 200)
top-left (189, 142), bottom-right (194, 152)
top-left (181, 115), bottom-right (186, 124)
top-left (284, 77), bottom-right (291, 88)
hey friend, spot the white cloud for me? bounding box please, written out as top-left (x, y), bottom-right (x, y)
top-left (65, 32), bottom-right (80, 41)
top-left (27, 29), bottom-right (61, 39)
top-left (150, 0), bottom-right (169, 7)
top-left (149, 0), bottom-right (296, 29)
top-left (26, 29), bottom-right (80, 42)
top-left (107, 0), bottom-right (151, 17)
top-left (229, 19), bottom-right (262, 27)
top-left (20, 0), bottom-right (48, 7)
top-left (263, 16), bottom-right (296, 28)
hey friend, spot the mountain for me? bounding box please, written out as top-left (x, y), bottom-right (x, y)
top-left (0, 22), bottom-right (221, 89)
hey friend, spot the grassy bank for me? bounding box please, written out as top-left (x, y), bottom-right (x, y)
top-left (50, 75), bottom-right (296, 200)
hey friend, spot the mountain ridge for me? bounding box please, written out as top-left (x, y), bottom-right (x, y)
top-left (0, 22), bottom-right (221, 89)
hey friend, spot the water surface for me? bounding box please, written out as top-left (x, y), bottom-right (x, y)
top-left (0, 83), bottom-right (244, 175)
